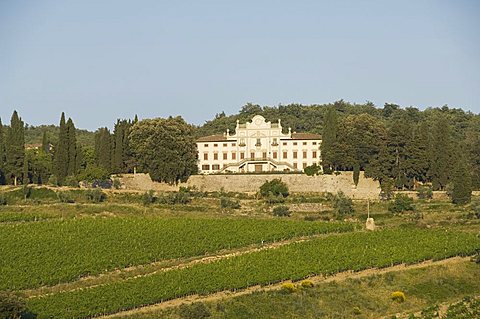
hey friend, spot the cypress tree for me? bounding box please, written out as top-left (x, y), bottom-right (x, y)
top-left (95, 127), bottom-right (112, 171)
top-left (112, 120), bottom-right (124, 173)
top-left (353, 162), bottom-right (360, 186)
top-left (66, 118), bottom-right (77, 176)
top-left (428, 115), bottom-right (452, 190)
top-left (0, 118), bottom-right (6, 184)
top-left (41, 130), bottom-right (49, 153)
top-left (321, 106), bottom-right (338, 173)
top-left (5, 111), bottom-right (25, 186)
top-left (54, 113), bottom-right (68, 185)
top-left (451, 154), bottom-right (472, 204)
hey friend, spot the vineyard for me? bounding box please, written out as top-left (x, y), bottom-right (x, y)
top-left (25, 228), bottom-right (480, 318)
top-left (0, 216), bottom-right (354, 290)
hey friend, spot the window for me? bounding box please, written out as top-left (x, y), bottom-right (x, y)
top-left (212, 164), bottom-right (220, 170)
top-left (214, 153), bottom-right (218, 160)
top-left (312, 142), bottom-right (317, 145)
top-left (293, 142), bottom-right (297, 146)
top-left (213, 144), bottom-right (218, 147)
top-left (256, 138), bottom-right (261, 146)
top-left (239, 138), bottom-right (245, 146)
top-left (312, 151), bottom-right (317, 158)
top-left (223, 153), bottom-right (227, 160)
top-left (201, 164), bottom-right (210, 170)
top-left (303, 162), bottom-right (307, 169)
top-left (223, 143), bottom-right (227, 147)
top-left (262, 152), bottom-right (267, 159)
top-left (203, 153), bottom-right (208, 160)
top-left (232, 143), bottom-right (236, 146)
top-left (293, 163), bottom-right (298, 169)
top-left (232, 152), bottom-right (236, 160)
top-left (283, 142), bottom-right (287, 146)
top-left (204, 144), bottom-right (209, 147)
top-left (283, 151), bottom-right (287, 159)
top-left (303, 142), bottom-right (307, 145)
top-left (303, 151), bottom-right (307, 159)
top-left (240, 152), bottom-right (245, 159)
top-left (293, 151), bottom-right (297, 159)
top-left (273, 151), bottom-right (277, 159)
top-left (251, 152), bottom-right (255, 159)
top-left (272, 138), bottom-right (278, 146)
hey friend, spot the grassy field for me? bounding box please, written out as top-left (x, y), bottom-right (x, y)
top-left (0, 186), bottom-right (479, 319)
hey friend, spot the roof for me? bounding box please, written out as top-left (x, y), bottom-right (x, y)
top-left (196, 134), bottom-right (228, 142)
top-left (290, 133), bottom-right (322, 140)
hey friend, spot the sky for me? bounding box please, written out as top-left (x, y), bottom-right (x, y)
top-left (0, 0), bottom-right (479, 130)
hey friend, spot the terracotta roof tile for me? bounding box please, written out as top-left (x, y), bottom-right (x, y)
top-left (290, 133), bottom-right (322, 140)
top-left (196, 134), bottom-right (228, 142)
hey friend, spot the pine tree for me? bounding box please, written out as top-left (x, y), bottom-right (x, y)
top-left (0, 118), bottom-right (6, 184)
top-left (451, 154), bottom-right (472, 204)
top-left (321, 106), bottom-right (338, 173)
top-left (5, 111), bottom-right (25, 186)
top-left (66, 118), bottom-right (77, 176)
top-left (54, 113), bottom-right (69, 185)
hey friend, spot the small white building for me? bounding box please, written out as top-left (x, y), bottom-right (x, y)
top-left (196, 115), bottom-right (322, 173)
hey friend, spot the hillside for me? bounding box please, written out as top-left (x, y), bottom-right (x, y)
top-left (25, 124), bottom-right (95, 148)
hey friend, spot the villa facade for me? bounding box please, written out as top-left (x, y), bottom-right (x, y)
top-left (196, 115), bottom-right (322, 173)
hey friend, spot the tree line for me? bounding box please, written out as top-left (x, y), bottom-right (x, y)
top-left (0, 101), bottom-right (478, 196)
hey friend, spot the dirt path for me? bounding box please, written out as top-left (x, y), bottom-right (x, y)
top-left (98, 256), bottom-right (471, 318)
top-left (25, 231), bottom-right (347, 298)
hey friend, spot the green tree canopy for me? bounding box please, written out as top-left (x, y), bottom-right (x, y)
top-left (129, 116), bottom-right (198, 184)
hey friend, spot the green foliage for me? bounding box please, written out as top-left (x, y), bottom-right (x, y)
top-left (142, 190), bottom-right (156, 205)
top-left (64, 175), bottom-right (79, 187)
top-left (300, 280), bottom-right (314, 288)
top-left (0, 292), bottom-right (26, 319)
top-left (47, 174), bottom-right (58, 186)
top-left (321, 106), bottom-right (338, 172)
top-left (112, 119), bottom-right (135, 174)
top-left (0, 217), bottom-right (353, 291)
top-left (428, 115), bottom-right (453, 191)
top-left (304, 163), bottom-right (321, 176)
top-left (129, 117), bottom-right (198, 184)
top-left (157, 191), bottom-right (191, 205)
top-left (259, 179), bottom-right (289, 198)
top-left (179, 302), bottom-right (211, 319)
top-left (417, 185), bottom-right (433, 199)
top-left (54, 112), bottom-right (69, 185)
top-left (85, 189), bottom-right (106, 203)
top-left (450, 155), bottom-right (472, 205)
top-left (25, 229), bottom-right (480, 318)
top-left (220, 197), bottom-right (240, 209)
top-left (332, 192), bottom-right (355, 218)
top-left (77, 165), bottom-right (110, 182)
top-left (0, 194), bottom-right (6, 205)
top-left (353, 163), bottom-right (360, 186)
top-left (388, 194), bottom-right (415, 214)
top-left (57, 191), bottom-right (75, 203)
top-left (272, 205), bottom-right (291, 217)
top-left (380, 179), bottom-right (394, 200)
top-left (95, 127), bottom-right (112, 171)
top-left (112, 178), bottom-right (121, 189)
top-left (5, 111), bottom-right (25, 185)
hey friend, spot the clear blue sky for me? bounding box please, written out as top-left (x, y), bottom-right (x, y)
top-left (1, 0), bottom-right (479, 130)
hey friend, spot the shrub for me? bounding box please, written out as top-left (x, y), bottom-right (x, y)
top-left (64, 175), bottom-right (79, 187)
top-left (0, 194), bottom-right (6, 205)
top-left (332, 192), bottom-right (355, 218)
top-left (57, 191), bottom-right (75, 203)
top-left (281, 282), bottom-right (298, 293)
top-left (388, 194), bottom-right (414, 214)
top-left (304, 164), bottom-right (321, 176)
top-left (259, 179), bottom-right (289, 198)
top-left (0, 292), bottom-right (26, 319)
top-left (390, 291), bottom-right (406, 303)
top-left (417, 185), bottom-right (433, 200)
top-left (178, 302), bottom-right (211, 319)
top-left (112, 178), bottom-right (121, 189)
top-left (471, 200), bottom-right (480, 219)
top-left (220, 197), bottom-right (240, 209)
top-left (142, 190), bottom-right (156, 206)
top-left (300, 280), bottom-right (314, 288)
top-left (157, 191), bottom-right (191, 205)
top-left (77, 165), bottom-right (110, 183)
top-left (264, 193), bottom-right (286, 204)
top-left (272, 205), bottom-right (291, 217)
top-left (353, 306), bottom-right (362, 315)
top-left (380, 179), bottom-right (394, 200)
top-left (47, 175), bottom-right (58, 186)
top-left (85, 189), bottom-right (107, 203)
